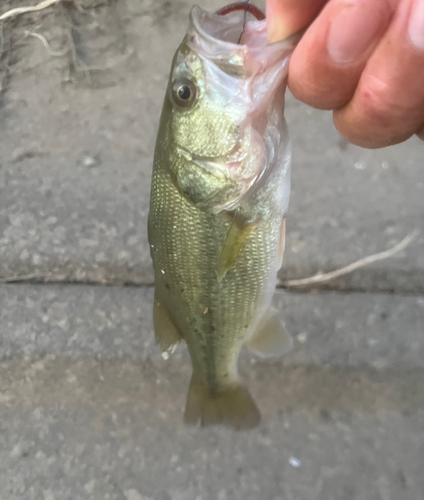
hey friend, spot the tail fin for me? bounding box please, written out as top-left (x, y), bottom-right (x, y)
top-left (184, 377), bottom-right (260, 430)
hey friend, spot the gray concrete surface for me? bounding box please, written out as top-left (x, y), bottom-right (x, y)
top-left (0, 0), bottom-right (423, 291)
top-left (1, 285), bottom-right (424, 500)
top-left (1, 285), bottom-right (424, 368)
top-left (0, 0), bottom-right (423, 499)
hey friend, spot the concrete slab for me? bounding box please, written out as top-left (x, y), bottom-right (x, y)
top-left (0, 0), bottom-right (423, 292)
top-left (0, 284), bottom-right (424, 499)
top-left (1, 364), bottom-right (423, 500)
top-left (1, 285), bottom-right (424, 367)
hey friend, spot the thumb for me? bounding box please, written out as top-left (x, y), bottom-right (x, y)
top-left (266, 0), bottom-right (328, 42)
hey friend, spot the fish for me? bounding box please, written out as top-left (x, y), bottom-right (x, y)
top-left (148, 3), bottom-right (298, 430)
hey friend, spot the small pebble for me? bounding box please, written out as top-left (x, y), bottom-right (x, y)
top-left (124, 490), bottom-right (150, 500)
top-left (296, 332), bottom-right (307, 344)
top-left (82, 155), bottom-right (100, 168)
top-left (354, 160), bottom-right (366, 170)
top-left (289, 456), bottom-right (302, 468)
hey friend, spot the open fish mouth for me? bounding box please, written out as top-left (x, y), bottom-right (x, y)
top-left (189, 4), bottom-right (301, 61)
top-left (188, 4), bottom-right (268, 79)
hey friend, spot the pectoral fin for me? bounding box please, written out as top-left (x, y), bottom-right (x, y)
top-left (153, 293), bottom-right (182, 356)
top-left (246, 310), bottom-right (292, 359)
top-left (217, 214), bottom-right (257, 282)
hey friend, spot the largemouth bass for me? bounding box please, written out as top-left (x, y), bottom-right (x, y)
top-left (148, 3), bottom-right (297, 429)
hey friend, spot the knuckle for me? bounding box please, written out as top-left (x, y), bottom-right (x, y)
top-left (334, 74), bottom-right (420, 147)
top-left (357, 74), bottom-right (410, 129)
top-left (289, 68), bottom-right (349, 110)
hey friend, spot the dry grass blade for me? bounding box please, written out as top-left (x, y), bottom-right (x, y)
top-left (0, 21), bottom-right (11, 93)
top-left (24, 30), bottom-right (68, 56)
top-left (284, 230), bottom-right (420, 288)
top-left (0, 0), bottom-right (61, 22)
top-left (0, 273), bottom-right (52, 283)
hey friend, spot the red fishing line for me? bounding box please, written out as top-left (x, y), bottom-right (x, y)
top-left (215, 2), bottom-right (265, 21)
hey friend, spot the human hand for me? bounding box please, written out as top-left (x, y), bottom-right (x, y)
top-left (266, 0), bottom-right (424, 147)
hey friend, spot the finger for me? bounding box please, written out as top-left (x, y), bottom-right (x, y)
top-left (266, 0), bottom-right (328, 42)
top-left (334, 0), bottom-right (424, 148)
top-left (287, 0), bottom-right (394, 110)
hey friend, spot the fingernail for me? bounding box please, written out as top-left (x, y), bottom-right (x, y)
top-left (327, 3), bottom-right (382, 63)
top-left (266, 0), bottom-right (292, 43)
top-left (409, 0), bottom-right (424, 49)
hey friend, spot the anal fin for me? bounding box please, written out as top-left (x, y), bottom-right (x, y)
top-left (217, 213), bottom-right (257, 282)
top-left (246, 310), bottom-right (292, 359)
top-left (154, 293), bottom-right (182, 357)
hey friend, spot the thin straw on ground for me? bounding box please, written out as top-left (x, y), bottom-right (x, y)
top-left (283, 230), bottom-right (420, 288)
top-left (0, 273), bottom-right (53, 283)
top-left (0, 0), bottom-right (61, 22)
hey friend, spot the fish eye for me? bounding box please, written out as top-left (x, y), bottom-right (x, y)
top-left (171, 78), bottom-right (197, 108)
